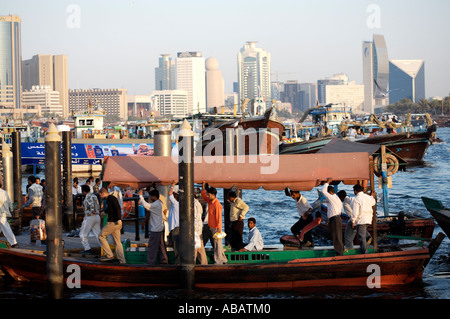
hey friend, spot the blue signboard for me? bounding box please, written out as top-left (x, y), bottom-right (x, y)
top-left (20, 142), bottom-right (175, 165)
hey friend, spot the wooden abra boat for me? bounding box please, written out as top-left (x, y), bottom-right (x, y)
top-left (0, 236), bottom-right (444, 289)
top-left (422, 197), bottom-right (450, 238)
top-left (196, 107), bottom-right (285, 156)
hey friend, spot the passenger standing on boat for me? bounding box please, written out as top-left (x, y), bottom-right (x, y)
top-left (194, 195), bottom-right (208, 265)
top-left (239, 218), bottom-right (264, 252)
top-left (286, 188), bottom-right (313, 247)
top-left (24, 175), bottom-right (44, 219)
top-left (138, 188), bottom-right (168, 265)
top-left (337, 190), bottom-right (372, 251)
top-left (201, 182), bottom-right (227, 265)
top-left (79, 184), bottom-right (101, 254)
top-left (321, 179), bottom-right (344, 256)
top-left (98, 188), bottom-right (126, 263)
top-left (196, 187), bottom-right (213, 248)
top-left (168, 182), bottom-right (180, 263)
top-left (227, 191), bottom-right (249, 251)
top-left (351, 184), bottom-right (376, 254)
top-left (0, 182), bottom-right (18, 247)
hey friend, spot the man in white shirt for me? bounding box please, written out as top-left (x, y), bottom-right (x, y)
top-left (239, 218), bottom-right (264, 251)
top-left (287, 188), bottom-right (313, 246)
top-left (338, 190), bottom-right (372, 250)
top-left (194, 197), bottom-right (208, 264)
top-left (227, 191), bottom-right (249, 251)
top-left (0, 182), bottom-right (18, 247)
top-left (139, 188), bottom-right (168, 265)
top-left (168, 183), bottom-right (180, 263)
top-left (321, 178), bottom-right (344, 256)
top-left (72, 177), bottom-right (81, 195)
top-left (351, 184), bottom-right (376, 254)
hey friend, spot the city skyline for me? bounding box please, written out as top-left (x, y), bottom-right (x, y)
top-left (3, 0), bottom-right (449, 99)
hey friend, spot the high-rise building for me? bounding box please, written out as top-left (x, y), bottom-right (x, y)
top-left (155, 54), bottom-right (176, 91)
top-left (69, 88), bottom-right (128, 120)
top-left (389, 60), bottom-right (425, 104)
top-left (237, 41), bottom-right (271, 111)
top-left (205, 57), bottom-right (224, 111)
top-left (0, 15), bottom-right (22, 110)
top-left (317, 74), bottom-right (348, 104)
top-left (22, 54), bottom-right (69, 118)
top-left (281, 81), bottom-right (300, 111)
top-left (176, 51), bottom-right (206, 115)
top-left (298, 83), bottom-right (317, 112)
top-left (362, 34), bottom-right (389, 113)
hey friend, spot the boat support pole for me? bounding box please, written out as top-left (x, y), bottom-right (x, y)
top-left (178, 120), bottom-right (195, 291)
top-left (11, 131), bottom-right (22, 225)
top-left (62, 131), bottom-right (74, 232)
top-left (381, 146), bottom-right (389, 216)
top-left (45, 124), bottom-right (64, 299)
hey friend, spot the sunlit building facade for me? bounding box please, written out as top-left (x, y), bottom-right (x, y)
top-left (363, 34), bottom-right (389, 113)
top-left (0, 15), bottom-right (22, 110)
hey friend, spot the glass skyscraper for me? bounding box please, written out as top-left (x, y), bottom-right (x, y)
top-left (389, 60), bottom-right (425, 104)
top-left (0, 15), bottom-right (22, 109)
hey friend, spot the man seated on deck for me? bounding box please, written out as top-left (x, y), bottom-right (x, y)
top-left (285, 187), bottom-right (314, 247)
top-left (239, 218), bottom-right (263, 252)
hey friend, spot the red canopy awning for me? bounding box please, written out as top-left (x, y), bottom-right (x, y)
top-left (101, 153), bottom-right (370, 191)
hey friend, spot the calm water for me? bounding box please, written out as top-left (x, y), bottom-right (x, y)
top-left (1, 128), bottom-right (449, 300)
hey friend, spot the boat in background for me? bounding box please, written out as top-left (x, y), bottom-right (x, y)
top-left (279, 105), bottom-right (438, 165)
top-left (196, 105), bottom-right (285, 156)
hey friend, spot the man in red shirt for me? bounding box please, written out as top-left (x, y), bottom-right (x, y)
top-left (201, 181), bottom-right (227, 264)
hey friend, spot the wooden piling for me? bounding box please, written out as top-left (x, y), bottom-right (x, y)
top-left (178, 120), bottom-right (195, 290)
top-left (45, 124), bottom-right (63, 299)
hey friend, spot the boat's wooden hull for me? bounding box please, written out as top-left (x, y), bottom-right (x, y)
top-left (279, 129), bottom-right (435, 165)
top-left (356, 130), bottom-right (434, 164)
top-left (313, 215), bottom-right (435, 243)
top-left (0, 245), bottom-right (433, 290)
top-left (197, 108), bottom-right (285, 156)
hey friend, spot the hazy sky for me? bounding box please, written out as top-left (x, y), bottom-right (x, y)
top-left (4, 0), bottom-right (450, 98)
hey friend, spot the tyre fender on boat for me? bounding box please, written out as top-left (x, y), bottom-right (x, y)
top-left (373, 154), bottom-right (399, 177)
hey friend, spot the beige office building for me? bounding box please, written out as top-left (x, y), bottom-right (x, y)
top-left (69, 88), bottom-right (128, 120)
top-left (325, 82), bottom-right (365, 113)
top-left (22, 85), bottom-right (62, 117)
top-left (152, 90), bottom-right (188, 118)
top-left (22, 54), bottom-right (69, 118)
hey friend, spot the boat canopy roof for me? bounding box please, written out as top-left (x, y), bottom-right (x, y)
top-left (101, 153), bottom-right (370, 191)
top-left (317, 138), bottom-right (380, 155)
